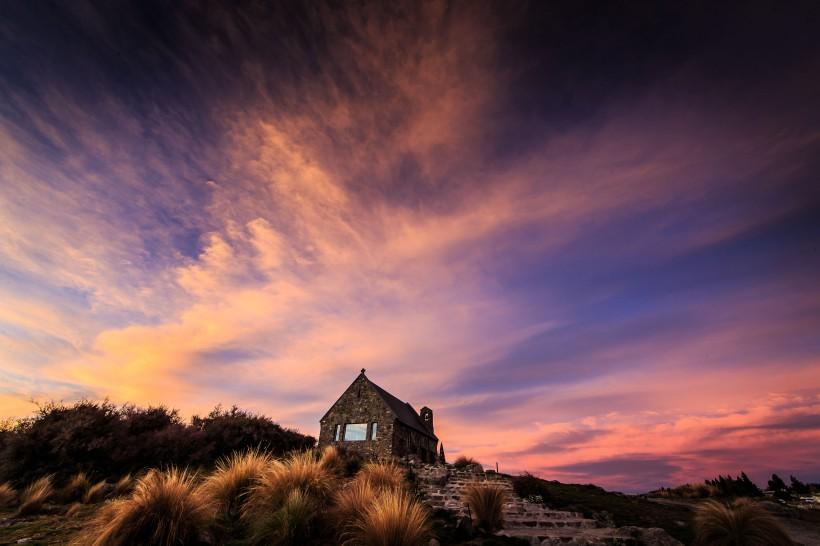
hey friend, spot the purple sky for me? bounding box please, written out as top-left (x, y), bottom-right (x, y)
top-left (1, 1), bottom-right (819, 491)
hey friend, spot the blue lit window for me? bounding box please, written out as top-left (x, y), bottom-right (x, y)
top-left (370, 422), bottom-right (378, 440)
top-left (334, 424), bottom-right (341, 441)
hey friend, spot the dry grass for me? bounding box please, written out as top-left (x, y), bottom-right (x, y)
top-left (200, 449), bottom-right (272, 517)
top-left (453, 455), bottom-right (479, 469)
top-left (66, 502), bottom-right (83, 518)
top-left (333, 479), bottom-right (378, 535)
top-left (356, 461), bottom-right (405, 491)
top-left (242, 451), bottom-right (336, 544)
top-left (343, 488), bottom-right (429, 546)
top-left (319, 445), bottom-right (346, 476)
top-left (59, 472), bottom-right (91, 503)
top-left (75, 468), bottom-right (214, 546)
top-left (656, 482), bottom-right (719, 499)
top-left (18, 475), bottom-right (55, 516)
top-left (111, 474), bottom-right (134, 497)
top-left (464, 485), bottom-right (507, 532)
top-left (694, 498), bottom-right (794, 546)
top-left (0, 482), bottom-right (16, 508)
top-left (83, 480), bottom-right (109, 504)
top-left (270, 489), bottom-right (318, 544)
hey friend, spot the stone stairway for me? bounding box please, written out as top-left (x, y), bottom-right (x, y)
top-left (414, 464), bottom-right (681, 545)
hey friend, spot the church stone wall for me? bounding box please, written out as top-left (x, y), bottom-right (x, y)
top-left (319, 374), bottom-right (395, 458)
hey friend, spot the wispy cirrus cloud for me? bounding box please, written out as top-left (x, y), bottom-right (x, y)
top-left (1, 1), bottom-right (819, 491)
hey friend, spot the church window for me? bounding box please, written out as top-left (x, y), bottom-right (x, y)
top-left (344, 423), bottom-right (367, 441)
top-left (370, 422), bottom-right (378, 440)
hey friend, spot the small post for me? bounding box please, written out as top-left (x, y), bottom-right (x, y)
top-left (496, 462), bottom-right (499, 473)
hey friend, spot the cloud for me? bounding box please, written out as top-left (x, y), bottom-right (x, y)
top-left (1, 1), bottom-right (819, 491)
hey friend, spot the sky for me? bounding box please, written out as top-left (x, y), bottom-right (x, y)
top-left (1, 1), bottom-right (819, 492)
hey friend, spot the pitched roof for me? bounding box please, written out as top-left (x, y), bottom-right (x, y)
top-left (365, 375), bottom-right (437, 440)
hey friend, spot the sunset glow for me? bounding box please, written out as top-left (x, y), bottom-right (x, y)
top-left (1, 2), bottom-right (819, 492)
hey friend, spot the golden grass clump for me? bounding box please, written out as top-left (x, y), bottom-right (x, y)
top-left (201, 449), bottom-right (272, 518)
top-left (59, 472), bottom-right (91, 503)
top-left (270, 489), bottom-right (318, 544)
top-left (83, 480), bottom-right (109, 504)
top-left (111, 474), bottom-right (134, 497)
top-left (464, 485), bottom-right (507, 533)
top-left (343, 488), bottom-right (429, 546)
top-left (333, 479), bottom-right (378, 535)
top-left (242, 451), bottom-right (336, 544)
top-left (76, 468), bottom-right (214, 546)
top-left (694, 498), bottom-right (794, 546)
top-left (319, 445), bottom-right (346, 476)
top-left (0, 482), bottom-right (17, 508)
top-left (18, 474), bottom-right (55, 515)
top-left (66, 502), bottom-right (83, 518)
top-left (355, 461), bottom-right (406, 491)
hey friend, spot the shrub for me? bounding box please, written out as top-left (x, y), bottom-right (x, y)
top-left (0, 401), bottom-right (315, 484)
top-left (464, 485), bottom-right (507, 533)
top-left (18, 474), bottom-right (54, 515)
top-left (242, 451), bottom-right (336, 544)
top-left (705, 473), bottom-right (762, 498)
top-left (453, 455), bottom-right (478, 469)
top-left (84, 480), bottom-right (110, 504)
top-left (356, 461), bottom-right (405, 491)
top-left (76, 468), bottom-right (214, 546)
top-left (0, 482), bottom-right (16, 507)
top-left (58, 472), bottom-right (91, 503)
top-left (192, 405), bottom-right (315, 459)
top-left (201, 449), bottom-right (272, 517)
top-left (512, 472), bottom-right (552, 505)
top-left (694, 498), bottom-right (794, 546)
top-left (343, 488), bottom-right (429, 546)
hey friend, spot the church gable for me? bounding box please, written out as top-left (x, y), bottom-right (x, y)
top-left (318, 370), bottom-right (440, 463)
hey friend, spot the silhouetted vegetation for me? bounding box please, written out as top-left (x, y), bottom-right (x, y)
top-left (452, 455), bottom-right (479, 469)
top-left (705, 472), bottom-right (762, 498)
top-left (0, 401), bottom-right (315, 485)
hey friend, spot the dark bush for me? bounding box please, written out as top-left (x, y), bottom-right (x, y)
top-left (705, 472), bottom-right (762, 498)
top-left (512, 473), bottom-right (552, 505)
top-left (0, 401), bottom-right (314, 485)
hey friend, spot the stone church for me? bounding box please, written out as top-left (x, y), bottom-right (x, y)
top-left (319, 370), bottom-right (440, 463)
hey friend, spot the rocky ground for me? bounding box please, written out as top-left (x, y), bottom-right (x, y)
top-left (415, 464), bottom-right (684, 545)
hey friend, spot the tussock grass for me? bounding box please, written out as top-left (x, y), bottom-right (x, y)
top-left (76, 468), bottom-right (214, 546)
top-left (464, 485), bottom-right (507, 532)
top-left (201, 449), bottom-right (272, 517)
top-left (343, 488), bottom-right (429, 546)
top-left (111, 474), bottom-right (134, 497)
top-left (270, 489), bottom-right (318, 544)
top-left (694, 498), bottom-right (794, 546)
top-left (242, 451), bottom-right (336, 544)
top-left (319, 445), bottom-right (345, 476)
top-left (59, 472), bottom-right (91, 503)
top-left (18, 474), bottom-right (55, 515)
top-left (453, 455), bottom-right (479, 469)
top-left (333, 479), bottom-right (378, 536)
top-left (66, 502), bottom-right (83, 518)
top-left (356, 461), bottom-right (405, 491)
top-left (83, 480), bottom-right (109, 504)
top-left (0, 482), bottom-right (16, 508)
